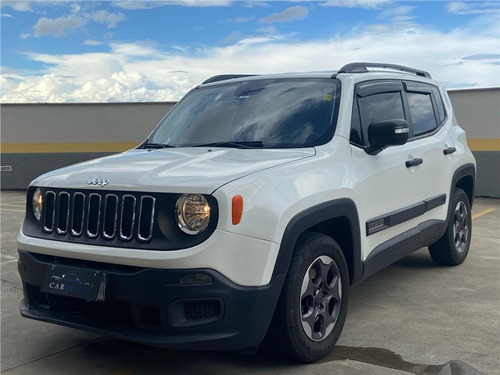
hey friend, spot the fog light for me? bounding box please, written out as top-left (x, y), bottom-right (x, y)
top-left (180, 273), bottom-right (213, 284)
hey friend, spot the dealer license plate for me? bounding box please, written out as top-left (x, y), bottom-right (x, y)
top-left (41, 265), bottom-right (106, 302)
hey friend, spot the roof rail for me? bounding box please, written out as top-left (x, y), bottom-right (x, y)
top-left (338, 62), bottom-right (431, 79)
top-left (202, 74), bottom-right (258, 84)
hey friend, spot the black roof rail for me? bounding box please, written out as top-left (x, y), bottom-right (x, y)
top-left (338, 62), bottom-right (431, 79)
top-left (202, 74), bottom-right (258, 84)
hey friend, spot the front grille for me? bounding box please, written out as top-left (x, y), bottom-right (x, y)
top-left (42, 190), bottom-right (155, 243)
top-left (25, 187), bottom-right (218, 250)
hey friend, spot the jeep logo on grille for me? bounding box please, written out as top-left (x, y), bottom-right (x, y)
top-left (88, 177), bottom-right (110, 187)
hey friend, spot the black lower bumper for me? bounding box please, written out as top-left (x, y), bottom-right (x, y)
top-left (18, 250), bottom-right (284, 350)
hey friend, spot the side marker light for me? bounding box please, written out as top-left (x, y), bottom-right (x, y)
top-left (232, 195), bottom-right (243, 225)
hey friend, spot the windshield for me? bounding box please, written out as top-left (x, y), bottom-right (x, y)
top-left (148, 78), bottom-right (340, 148)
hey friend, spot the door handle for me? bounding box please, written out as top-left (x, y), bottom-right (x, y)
top-left (443, 147), bottom-right (456, 155)
top-left (406, 158), bottom-right (423, 168)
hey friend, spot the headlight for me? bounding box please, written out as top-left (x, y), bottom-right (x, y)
top-left (175, 194), bottom-right (210, 235)
top-left (32, 188), bottom-right (43, 221)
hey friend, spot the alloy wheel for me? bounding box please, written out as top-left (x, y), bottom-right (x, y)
top-left (300, 255), bottom-right (342, 341)
top-left (453, 200), bottom-right (469, 253)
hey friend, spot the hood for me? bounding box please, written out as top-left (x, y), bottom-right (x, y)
top-left (31, 147), bottom-right (316, 194)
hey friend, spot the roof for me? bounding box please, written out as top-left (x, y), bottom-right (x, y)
top-left (201, 62), bottom-right (432, 86)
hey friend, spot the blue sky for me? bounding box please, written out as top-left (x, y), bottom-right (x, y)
top-left (1, 0), bottom-right (499, 102)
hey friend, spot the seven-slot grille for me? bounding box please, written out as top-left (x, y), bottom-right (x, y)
top-left (42, 190), bottom-right (155, 242)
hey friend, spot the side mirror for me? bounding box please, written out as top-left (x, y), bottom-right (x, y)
top-left (366, 119), bottom-right (409, 155)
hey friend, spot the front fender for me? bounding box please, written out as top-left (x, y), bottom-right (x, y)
top-left (272, 199), bottom-right (363, 285)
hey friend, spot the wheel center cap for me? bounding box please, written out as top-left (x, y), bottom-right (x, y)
top-left (314, 290), bottom-right (325, 304)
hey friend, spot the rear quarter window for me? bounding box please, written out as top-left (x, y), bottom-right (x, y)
top-left (432, 87), bottom-right (446, 123)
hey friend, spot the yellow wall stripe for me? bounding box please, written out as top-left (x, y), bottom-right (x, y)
top-left (1, 139), bottom-right (499, 153)
top-left (1, 142), bottom-right (139, 154)
top-left (467, 139), bottom-right (500, 152)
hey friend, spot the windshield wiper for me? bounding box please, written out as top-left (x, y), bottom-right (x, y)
top-left (192, 141), bottom-right (264, 149)
top-left (140, 142), bottom-right (175, 149)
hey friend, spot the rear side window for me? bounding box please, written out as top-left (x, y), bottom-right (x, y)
top-left (407, 92), bottom-right (436, 136)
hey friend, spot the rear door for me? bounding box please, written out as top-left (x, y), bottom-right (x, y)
top-left (350, 79), bottom-right (453, 260)
top-left (402, 81), bottom-right (456, 224)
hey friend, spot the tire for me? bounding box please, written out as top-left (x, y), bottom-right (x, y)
top-left (429, 188), bottom-right (472, 266)
top-left (268, 232), bottom-right (349, 363)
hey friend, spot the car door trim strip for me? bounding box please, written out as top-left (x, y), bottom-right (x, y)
top-left (366, 194), bottom-right (446, 236)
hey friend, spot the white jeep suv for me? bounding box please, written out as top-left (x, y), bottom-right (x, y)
top-left (18, 63), bottom-right (476, 362)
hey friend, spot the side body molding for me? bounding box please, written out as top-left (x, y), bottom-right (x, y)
top-left (362, 163), bottom-right (476, 281)
top-left (363, 219), bottom-right (446, 279)
top-left (272, 199), bottom-right (363, 286)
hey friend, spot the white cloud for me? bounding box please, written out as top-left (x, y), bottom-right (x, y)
top-left (256, 25), bottom-right (278, 34)
top-left (380, 6), bottom-right (415, 22)
top-left (237, 35), bottom-right (283, 44)
top-left (112, 0), bottom-right (231, 9)
top-left (1, 1), bottom-right (33, 12)
top-left (241, 1), bottom-right (271, 8)
top-left (30, 10), bottom-right (124, 38)
top-left (259, 5), bottom-right (309, 23)
top-left (321, 0), bottom-right (391, 9)
top-left (69, 2), bottom-right (82, 15)
top-left (446, 1), bottom-right (500, 15)
top-left (90, 10), bottom-right (126, 28)
top-left (2, 13), bottom-right (14, 17)
top-left (110, 42), bottom-right (163, 58)
top-left (168, 0), bottom-right (232, 6)
top-left (446, 2), bottom-right (469, 14)
top-left (111, 1), bottom-right (156, 10)
top-left (219, 31), bottom-right (243, 44)
top-left (463, 54), bottom-right (500, 61)
top-left (2, 20), bottom-right (499, 103)
top-left (34, 15), bottom-right (87, 37)
top-left (84, 39), bottom-right (105, 46)
top-left (241, 0), bottom-right (272, 8)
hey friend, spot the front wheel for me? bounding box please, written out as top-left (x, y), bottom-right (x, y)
top-left (429, 188), bottom-right (472, 266)
top-left (269, 232), bottom-right (349, 363)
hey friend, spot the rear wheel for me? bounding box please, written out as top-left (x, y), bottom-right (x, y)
top-left (429, 188), bottom-right (471, 265)
top-left (269, 232), bottom-right (349, 363)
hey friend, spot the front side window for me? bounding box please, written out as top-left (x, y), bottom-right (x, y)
top-left (359, 91), bottom-right (405, 125)
top-left (148, 79), bottom-right (340, 148)
top-left (350, 90), bottom-right (405, 147)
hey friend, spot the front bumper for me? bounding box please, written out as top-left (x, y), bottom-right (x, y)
top-left (18, 250), bottom-right (284, 350)
top-left (17, 228), bottom-right (280, 287)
